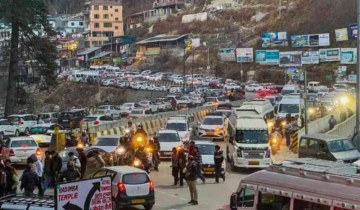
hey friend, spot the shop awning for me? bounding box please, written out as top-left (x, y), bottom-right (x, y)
top-left (89, 51), bottom-right (112, 60)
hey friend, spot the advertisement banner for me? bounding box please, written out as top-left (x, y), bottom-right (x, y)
top-left (219, 48), bottom-right (236, 62)
top-left (341, 48), bottom-right (357, 64)
top-left (301, 51), bottom-right (319, 64)
top-left (279, 51), bottom-right (302, 67)
top-left (348, 74), bottom-right (357, 83)
top-left (236, 48), bottom-right (253, 62)
top-left (55, 176), bottom-right (112, 210)
top-left (349, 23), bottom-right (358, 39)
top-left (255, 50), bottom-right (279, 65)
top-left (335, 28), bottom-right (349, 41)
top-left (261, 32), bottom-right (288, 48)
top-left (319, 48), bottom-right (341, 62)
top-left (291, 33), bottom-right (330, 47)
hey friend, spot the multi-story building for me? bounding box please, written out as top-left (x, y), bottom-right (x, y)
top-left (83, 0), bottom-right (124, 48)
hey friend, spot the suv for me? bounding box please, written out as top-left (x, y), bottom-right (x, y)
top-left (198, 115), bottom-right (227, 141)
top-left (92, 166), bottom-right (155, 210)
top-left (38, 112), bottom-right (59, 123)
top-left (7, 114), bottom-right (38, 135)
top-left (58, 109), bottom-right (89, 129)
top-left (96, 105), bottom-right (122, 119)
top-left (154, 98), bottom-right (172, 112)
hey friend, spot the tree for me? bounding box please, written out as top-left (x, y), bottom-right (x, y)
top-left (0, 0), bottom-right (57, 116)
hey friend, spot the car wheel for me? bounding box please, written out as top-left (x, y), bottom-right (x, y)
top-left (0, 132), bottom-right (4, 141)
top-left (25, 127), bottom-right (30, 135)
top-left (144, 204), bottom-right (153, 210)
top-left (15, 130), bottom-right (19, 137)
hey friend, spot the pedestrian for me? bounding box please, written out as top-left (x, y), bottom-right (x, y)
top-left (171, 147), bottom-right (179, 186)
top-left (50, 150), bottom-right (62, 185)
top-left (76, 147), bottom-right (87, 179)
top-left (185, 155), bottom-right (198, 205)
top-left (178, 148), bottom-right (187, 187)
top-left (193, 147), bottom-right (205, 184)
top-left (42, 151), bottom-right (52, 193)
top-left (214, 145), bottom-right (225, 183)
top-left (188, 141), bottom-right (195, 157)
top-left (0, 163), bottom-right (5, 197)
top-left (93, 150), bottom-right (106, 168)
top-left (68, 152), bottom-right (81, 170)
top-left (285, 119), bottom-right (293, 147)
top-left (329, 115), bottom-right (337, 130)
top-left (20, 159), bottom-right (39, 196)
top-left (5, 167), bottom-right (19, 195)
top-left (320, 104), bottom-right (326, 118)
top-left (30, 153), bottom-right (43, 196)
top-left (58, 161), bottom-right (80, 182)
top-left (171, 98), bottom-right (177, 111)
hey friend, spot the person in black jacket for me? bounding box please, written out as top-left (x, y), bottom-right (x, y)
top-left (214, 145), bottom-right (225, 183)
top-left (186, 155), bottom-right (198, 205)
top-left (58, 161), bottom-right (80, 182)
top-left (20, 163), bottom-right (39, 196)
top-left (50, 150), bottom-right (62, 185)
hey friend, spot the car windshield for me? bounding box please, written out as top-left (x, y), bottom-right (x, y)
top-left (97, 106), bottom-right (108, 109)
top-left (166, 123), bottom-right (186, 131)
top-left (202, 118), bottom-right (223, 125)
top-left (281, 89), bottom-right (295, 95)
top-left (158, 133), bottom-right (180, 142)
top-left (60, 112), bottom-right (74, 117)
top-left (123, 173), bottom-right (149, 184)
top-left (205, 98), bottom-right (216, 102)
top-left (123, 104), bottom-right (133, 107)
top-left (197, 144), bottom-right (215, 155)
top-left (131, 110), bottom-right (144, 114)
top-left (30, 127), bottom-right (49, 134)
top-left (279, 104), bottom-right (299, 113)
top-left (236, 130), bottom-right (268, 144)
top-left (11, 140), bottom-right (37, 147)
top-left (83, 117), bottom-right (97, 122)
top-left (93, 137), bottom-right (119, 146)
top-left (328, 140), bottom-right (356, 153)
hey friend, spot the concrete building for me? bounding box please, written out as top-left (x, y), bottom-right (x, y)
top-left (83, 0), bottom-right (124, 48)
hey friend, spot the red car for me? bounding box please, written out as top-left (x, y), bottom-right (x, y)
top-left (209, 81), bottom-right (223, 89)
top-left (257, 89), bottom-right (272, 98)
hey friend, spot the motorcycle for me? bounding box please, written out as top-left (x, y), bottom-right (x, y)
top-left (145, 146), bottom-right (159, 171)
top-left (269, 131), bottom-right (281, 155)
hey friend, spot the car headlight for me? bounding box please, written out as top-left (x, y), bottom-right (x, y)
top-left (116, 147), bottom-right (125, 155)
top-left (272, 138), bottom-right (278, 144)
top-left (267, 122), bottom-right (273, 127)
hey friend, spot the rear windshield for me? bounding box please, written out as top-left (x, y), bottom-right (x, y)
top-left (83, 117), bottom-right (97, 122)
top-left (60, 112), bottom-right (74, 117)
top-left (11, 140), bottom-right (37, 147)
top-left (131, 110), bottom-right (144, 114)
top-left (30, 127), bottom-right (48, 134)
top-left (8, 117), bottom-right (20, 123)
top-left (123, 104), bottom-right (133, 107)
top-left (93, 137), bottom-right (119, 146)
top-left (123, 173), bottom-right (149, 184)
top-left (97, 106), bottom-right (108, 110)
top-left (158, 133), bottom-right (180, 142)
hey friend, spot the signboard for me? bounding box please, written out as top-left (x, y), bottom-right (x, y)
top-left (291, 33), bottom-right (330, 47)
top-left (77, 55), bottom-right (84, 61)
top-left (236, 48), bottom-right (253, 62)
top-left (319, 48), bottom-right (341, 62)
top-left (255, 50), bottom-right (279, 65)
top-left (279, 51), bottom-right (302, 67)
top-left (261, 32), bottom-right (288, 48)
top-left (55, 176), bottom-right (112, 210)
top-left (335, 28), bottom-right (349, 41)
top-left (144, 49), bottom-right (161, 56)
top-left (341, 48), bottom-right (357, 64)
top-left (302, 51), bottom-right (319, 64)
top-left (349, 23), bottom-right (358, 39)
top-left (219, 48), bottom-right (236, 62)
top-left (337, 66), bottom-right (347, 76)
top-left (348, 74), bottom-right (357, 83)
top-left (191, 38), bottom-right (201, 47)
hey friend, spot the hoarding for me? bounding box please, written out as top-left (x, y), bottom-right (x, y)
top-left (319, 48), bottom-right (341, 62)
top-left (279, 51), bottom-right (302, 67)
top-left (349, 23), bottom-right (357, 39)
top-left (55, 176), bottom-right (112, 210)
top-left (255, 50), bottom-right (279, 65)
top-left (219, 48), bottom-right (236, 62)
top-left (261, 32), bottom-right (288, 48)
top-left (236, 48), bottom-right (253, 62)
top-left (301, 51), bottom-right (319, 64)
top-left (335, 28), bottom-right (349, 41)
top-left (341, 48), bottom-right (357, 64)
top-left (291, 33), bottom-right (330, 47)
top-left (348, 74), bottom-right (356, 83)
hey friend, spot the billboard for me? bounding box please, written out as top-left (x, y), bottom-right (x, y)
top-left (219, 48), bottom-right (236, 62)
top-left (255, 50), bottom-right (279, 65)
top-left (279, 51), bottom-right (302, 67)
top-left (348, 75), bottom-right (357, 83)
top-left (301, 51), bottom-right (319, 64)
top-left (261, 32), bottom-right (288, 48)
top-left (291, 33), bottom-right (330, 47)
top-left (236, 48), bottom-right (253, 62)
top-left (319, 48), bottom-right (341, 62)
top-left (55, 176), bottom-right (112, 210)
top-left (335, 28), bottom-right (349, 41)
top-left (349, 23), bottom-right (357, 39)
top-left (341, 48), bottom-right (357, 64)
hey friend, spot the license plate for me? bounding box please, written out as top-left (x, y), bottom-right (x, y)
top-left (203, 168), bottom-right (215, 172)
top-left (20, 158), bottom-right (27, 162)
top-left (132, 199), bottom-right (145, 204)
top-left (206, 132), bottom-right (214, 136)
top-left (248, 161), bottom-right (259, 165)
top-left (164, 152), bottom-right (172, 155)
top-left (63, 120), bottom-right (68, 122)
top-left (35, 139), bottom-right (41, 143)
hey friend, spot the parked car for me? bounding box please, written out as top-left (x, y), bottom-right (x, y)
top-left (57, 110), bottom-right (89, 129)
top-left (128, 109), bottom-right (147, 119)
top-left (224, 83), bottom-right (241, 90)
top-left (1, 137), bottom-right (42, 164)
top-left (154, 98), bottom-right (173, 112)
top-left (120, 103), bottom-right (141, 116)
top-left (245, 84), bottom-right (262, 92)
top-left (38, 112), bottom-right (59, 123)
top-left (28, 123), bottom-right (65, 148)
top-left (157, 130), bottom-right (182, 158)
top-left (102, 79), bottom-right (116, 86)
top-left (82, 114), bottom-right (114, 126)
top-left (0, 119), bottom-right (19, 141)
top-left (96, 105), bottom-right (122, 119)
top-left (139, 101), bottom-right (159, 114)
top-left (7, 114), bottom-right (38, 135)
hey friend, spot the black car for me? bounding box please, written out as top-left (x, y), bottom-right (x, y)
top-left (57, 109), bottom-right (89, 129)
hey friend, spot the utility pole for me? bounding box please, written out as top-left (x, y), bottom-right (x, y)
top-left (304, 70), bottom-right (308, 134)
top-left (356, 0), bottom-right (360, 134)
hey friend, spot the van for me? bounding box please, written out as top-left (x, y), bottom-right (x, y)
top-left (299, 134), bottom-right (360, 163)
top-left (281, 85), bottom-right (298, 95)
top-left (235, 99), bottom-right (275, 123)
top-left (275, 97), bottom-right (304, 118)
top-left (225, 158), bottom-right (360, 210)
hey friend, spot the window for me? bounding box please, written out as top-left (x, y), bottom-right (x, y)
top-left (293, 199), bottom-right (330, 210)
top-left (92, 41), bottom-right (99, 45)
top-left (300, 138), bottom-right (308, 149)
top-left (236, 188), bottom-right (255, 207)
top-left (103, 5), bottom-right (108, 10)
top-left (94, 5), bottom-right (99, 10)
top-left (103, 14), bottom-right (109, 19)
top-left (104, 23), bottom-right (112, 28)
top-left (94, 22), bottom-right (100, 28)
top-left (258, 192), bottom-right (290, 210)
top-left (115, 9), bottom-right (118, 12)
top-left (115, 26), bottom-right (118, 29)
top-left (94, 14), bottom-right (99, 19)
top-left (308, 139), bottom-right (319, 150)
top-left (93, 170), bottom-right (107, 178)
top-left (71, 22), bottom-right (75, 26)
top-left (122, 173), bottom-right (149, 184)
top-left (79, 22), bottom-right (83, 26)
top-left (115, 17), bottom-right (119, 21)
top-left (106, 171), bottom-right (116, 180)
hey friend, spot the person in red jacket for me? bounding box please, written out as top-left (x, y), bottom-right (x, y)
top-left (188, 141), bottom-right (195, 157)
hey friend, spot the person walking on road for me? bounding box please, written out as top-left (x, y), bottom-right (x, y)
top-left (329, 115), bottom-right (337, 130)
top-left (30, 154), bottom-right (43, 196)
top-left (178, 148), bottom-right (187, 187)
top-left (21, 159), bottom-right (39, 196)
top-left (186, 155), bottom-right (198, 205)
top-left (0, 164), bottom-right (5, 197)
top-left (214, 145), bottom-right (225, 183)
top-left (193, 147), bottom-right (205, 184)
top-left (188, 141), bottom-right (195, 157)
top-left (50, 150), bottom-right (62, 185)
top-left (76, 147), bottom-right (87, 179)
top-left (171, 147), bottom-right (179, 186)
top-left (58, 161), bottom-right (80, 182)
top-left (5, 167), bottom-right (19, 195)
top-left (42, 151), bottom-right (52, 193)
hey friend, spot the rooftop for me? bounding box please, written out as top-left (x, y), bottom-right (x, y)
top-left (136, 34), bottom-right (188, 45)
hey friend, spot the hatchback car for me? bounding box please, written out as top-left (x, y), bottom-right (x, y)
top-left (92, 166), bottom-right (155, 210)
top-left (95, 105), bottom-right (121, 119)
top-left (195, 141), bottom-right (226, 176)
top-left (82, 115), bottom-right (114, 126)
top-left (128, 109), bottom-right (147, 119)
top-left (38, 112), bottom-right (59, 123)
top-left (7, 114), bottom-right (38, 135)
top-left (154, 98), bottom-right (172, 112)
top-left (1, 137), bottom-right (42, 164)
top-left (120, 103), bottom-right (141, 116)
top-left (0, 119), bottom-right (19, 141)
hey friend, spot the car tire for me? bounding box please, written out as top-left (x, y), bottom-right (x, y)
top-left (15, 130), bottom-right (19, 137)
top-left (0, 132), bottom-right (4, 142)
top-left (144, 205), bottom-right (153, 210)
top-left (25, 127), bottom-right (30, 135)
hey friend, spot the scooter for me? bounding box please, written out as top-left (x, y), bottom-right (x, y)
top-left (270, 131), bottom-right (281, 155)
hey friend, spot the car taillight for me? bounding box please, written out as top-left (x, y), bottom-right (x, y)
top-left (149, 180), bottom-right (155, 191)
top-left (94, 120), bottom-right (99, 125)
top-left (26, 134), bottom-right (30, 137)
top-left (9, 149), bottom-right (15, 156)
top-left (46, 133), bottom-right (51, 136)
top-left (36, 148), bottom-right (42, 156)
top-left (117, 182), bottom-right (126, 193)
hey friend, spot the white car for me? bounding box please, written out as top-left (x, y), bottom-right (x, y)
top-left (132, 81), bottom-right (149, 90)
top-left (157, 130), bottom-right (182, 158)
top-left (195, 141), bottom-right (226, 175)
top-left (224, 83), bottom-right (241, 90)
top-left (245, 84), bottom-right (262, 92)
top-left (174, 77), bottom-right (184, 84)
top-left (120, 103), bottom-right (141, 116)
top-left (198, 115), bottom-right (227, 140)
top-left (82, 114), bottom-right (114, 126)
top-left (28, 123), bottom-right (66, 148)
top-left (117, 80), bottom-right (130, 88)
top-left (169, 87), bottom-right (182, 93)
top-left (96, 105), bottom-right (122, 119)
top-left (0, 119), bottom-right (19, 140)
top-left (1, 137), bottom-right (42, 164)
top-left (139, 101), bottom-right (159, 113)
top-left (7, 114), bottom-right (38, 135)
top-left (154, 98), bottom-right (173, 112)
top-left (165, 119), bottom-right (190, 142)
top-left (92, 135), bottom-right (121, 154)
top-left (102, 79), bottom-right (116, 86)
top-left (128, 109), bottom-right (147, 119)
top-left (177, 96), bottom-right (191, 104)
top-left (191, 94), bottom-right (205, 105)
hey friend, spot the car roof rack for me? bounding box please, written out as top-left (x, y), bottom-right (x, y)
top-left (0, 195), bottom-right (55, 209)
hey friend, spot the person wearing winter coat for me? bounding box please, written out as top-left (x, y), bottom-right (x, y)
top-left (20, 162), bottom-right (39, 196)
top-left (58, 161), bottom-right (80, 182)
top-left (178, 149), bottom-right (187, 187)
top-left (30, 153), bottom-right (43, 195)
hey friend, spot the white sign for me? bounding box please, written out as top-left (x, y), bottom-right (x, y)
top-left (302, 51), bottom-right (319, 64)
top-left (236, 48), bottom-right (253, 62)
top-left (55, 176), bottom-right (112, 210)
top-left (319, 48), bottom-right (341, 62)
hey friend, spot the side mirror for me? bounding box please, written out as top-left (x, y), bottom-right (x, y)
top-left (230, 193), bottom-right (237, 210)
